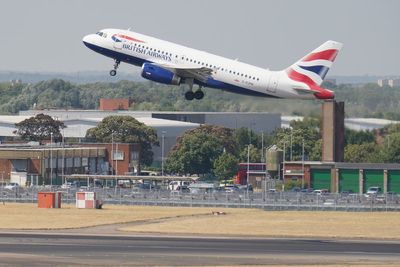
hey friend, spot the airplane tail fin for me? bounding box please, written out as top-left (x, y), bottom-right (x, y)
top-left (285, 40), bottom-right (343, 87)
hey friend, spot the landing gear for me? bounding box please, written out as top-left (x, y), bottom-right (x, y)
top-left (185, 91), bottom-right (195, 100)
top-left (194, 90), bottom-right (204, 100)
top-left (109, 59), bottom-right (120, 76)
top-left (184, 80), bottom-right (204, 100)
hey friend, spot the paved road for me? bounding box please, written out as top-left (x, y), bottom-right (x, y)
top-left (0, 232), bottom-right (399, 266)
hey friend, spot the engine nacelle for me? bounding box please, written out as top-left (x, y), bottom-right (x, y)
top-left (141, 63), bottom-right (181, 85)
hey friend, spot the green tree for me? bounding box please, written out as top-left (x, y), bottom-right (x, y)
top-left (345, 128), bottom-right (375, 146)
top-left (344, 143), bottom-right (380, 163)
top-left (166, 132), bottom-right (223, 175)
top-left (234, 127), bottom-right (263, 149)
top-left (272, 117), bottom-right (321, 161)
top-left (86, 115), bottom-right (158, 166)
top-left (175, 124), bottom-right (238, 155)
top-left (238, 144), bottom-right (261, 163)
top-left (14, 113), bottom-right (66, 142)
top-left (213, 152), bottom-right (239, 185)
top-left (381, 132), bottom-right (400, 163)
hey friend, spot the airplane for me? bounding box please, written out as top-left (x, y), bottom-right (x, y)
top-left (83, 29), bottom-right (342, 101)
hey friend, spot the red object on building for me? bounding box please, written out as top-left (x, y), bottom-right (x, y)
top-left (37, 192), bottom-right (61, 208)
top-left (235, 163), bottom-right (266, 185)
top-left (99, 98), bottom-right (131, 110)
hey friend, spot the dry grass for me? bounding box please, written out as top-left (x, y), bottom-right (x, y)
top-left (0, 203), bottom-right (210, 230)
top-left (119, 208), bottom-right (400, 239)
top-left (1, 203), bottom-right (400, 240)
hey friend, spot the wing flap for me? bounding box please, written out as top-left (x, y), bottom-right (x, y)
top-left (152, 62), bottom-right (213, 82)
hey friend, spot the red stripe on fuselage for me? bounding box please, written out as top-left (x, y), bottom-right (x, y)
top-left (287, 69), bottom-right (334, 99)
top-left (302, 49), bottom-right (338, 62)
top-left (116, 34), bottom-right (145, 43)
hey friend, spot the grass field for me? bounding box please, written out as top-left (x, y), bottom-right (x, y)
top-left (1, 203), bottom-right (400, 240)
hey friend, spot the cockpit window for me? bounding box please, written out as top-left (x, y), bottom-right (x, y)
top-left (96, 32), bottom-right (107, 38)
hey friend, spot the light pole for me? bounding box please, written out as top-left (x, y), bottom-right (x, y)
top-left (290, 128), bottom-right (293, 161)
top-left (50, 132), bottom-right (53, 187)
top-left (115, 141), bottom-right (118, 176)
top-left (62, 129), bottom-right (65, 185)
top-left (161, 130), bottom-right (166, 176)
top-left (111, 132), bottom-right (114, 176)
top-left (302, 138), bottom-right (305, 189)
top-left (283, 142), bottom-right (286, 184)
top-left (247, 144), bottom-right (250, 199)
top-left (261, 131), bottom-right (264, 163)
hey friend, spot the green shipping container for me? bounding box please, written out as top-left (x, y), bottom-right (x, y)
top-left (311, 169), bottom-right (331, 191)
top-left (339, 169), bottom-right (359, 193)
top-left (388, 170), bottom-right (400, 193)
top-left (363, 170), bottom-right (383, 193)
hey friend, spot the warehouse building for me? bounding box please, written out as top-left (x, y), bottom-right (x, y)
top-left (283, 161), bottom-right (400, 193)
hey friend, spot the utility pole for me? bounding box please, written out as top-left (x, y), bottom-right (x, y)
top-left (161, 131), bottom-right (166, 176)
top-left (247, 145), bottom-right (250, 199)
top-left (290, 128), bottom-right (293, 161)
top-left (302, 138), bottom-right (305, 189)
top-left (50, 132), bottom-right (53, 187)
top-left (261, 131), bottom-right (264, 163)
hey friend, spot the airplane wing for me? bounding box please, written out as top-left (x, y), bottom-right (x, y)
top-left (152, 62), bottom-right (213, 83)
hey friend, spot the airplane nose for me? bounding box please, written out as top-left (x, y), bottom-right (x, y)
top-left (82, 34), bottom-right (96, 47)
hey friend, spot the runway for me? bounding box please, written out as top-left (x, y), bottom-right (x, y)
top-left (0, 232), bottom-right (399, 266)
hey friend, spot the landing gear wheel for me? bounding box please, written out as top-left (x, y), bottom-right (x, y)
top-left (185, 91), bottom-right (195, 100)
top-left (109, 59), bottom-right (120, 76)
top-left (194, 90), bottom-right (204, 100)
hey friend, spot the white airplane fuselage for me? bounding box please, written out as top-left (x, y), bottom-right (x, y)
top-left (83, 29), bottom-right (342, 100)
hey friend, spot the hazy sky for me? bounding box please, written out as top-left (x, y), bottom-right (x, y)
top-left (1, 0), bottom-right (399, 75)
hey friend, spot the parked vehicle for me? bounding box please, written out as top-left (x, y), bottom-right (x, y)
top-left (366, 186), bottom-right (381, 195)
top-left (313, 189), bottom-right (328, 196)
top-left (134, 182), bottom-right (158, 190)
top-left (169, 181), bottom-right (190, 191)
top-left (4, 183), bottom-right (19, 190)
top-left (223, 185), bottom-right (242, 193)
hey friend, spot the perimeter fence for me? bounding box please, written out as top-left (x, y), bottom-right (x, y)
top-left (1, 186), bottom-right (399, 212)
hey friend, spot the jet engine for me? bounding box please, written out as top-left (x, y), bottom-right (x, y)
top-left (141, 63), bottom-right (181, 85)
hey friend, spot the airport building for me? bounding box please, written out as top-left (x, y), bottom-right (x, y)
top-left (0, 142), bottom-right (140, 185)
top-left (283, 161), bottom-right (400, 194)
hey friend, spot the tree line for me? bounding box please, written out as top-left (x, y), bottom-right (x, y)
top-left (1, 79), bottom-right (400, 119)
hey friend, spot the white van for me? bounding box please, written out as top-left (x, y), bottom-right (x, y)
top-left (168, 181), bottom-right (190, 191)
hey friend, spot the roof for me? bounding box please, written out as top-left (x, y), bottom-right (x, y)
top-left (0, 115), bottom-right (200, 138)
top-left (63, 174), bottom-right (199, 181)
top-left (281, 116), bottom-right (399, 130)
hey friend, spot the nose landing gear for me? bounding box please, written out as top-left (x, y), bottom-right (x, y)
top-left (109, 59), bottom-right (120, 76)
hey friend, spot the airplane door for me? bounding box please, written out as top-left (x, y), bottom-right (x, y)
top-left (267, 75), bottom-right (279, 93)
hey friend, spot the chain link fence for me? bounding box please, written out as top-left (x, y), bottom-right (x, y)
top-left (1, 186), bottom-right (399, 212)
